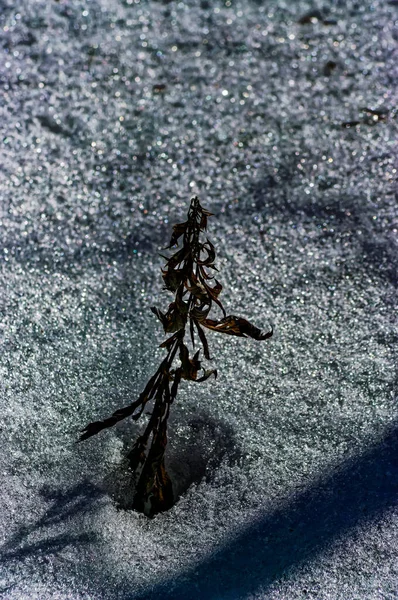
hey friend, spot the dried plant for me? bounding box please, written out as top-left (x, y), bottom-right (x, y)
top-left (80, 197), bottom-right (272, 516)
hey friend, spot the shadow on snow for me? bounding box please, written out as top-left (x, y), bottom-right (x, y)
top-left (135, 423), bottom-right (398, 599)
top-left (0, 481), bottom-right (101, 564)
top-left (1, 426), bottom-right (397, 599)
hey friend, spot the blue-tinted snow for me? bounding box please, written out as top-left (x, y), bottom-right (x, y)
top-left (1, 0), bottom-right (397, 598)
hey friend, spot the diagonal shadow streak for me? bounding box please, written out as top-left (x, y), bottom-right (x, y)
top-left (0, 480), bottom-right (101, 563)
top-left (136, 424), bottom-right (398, 600)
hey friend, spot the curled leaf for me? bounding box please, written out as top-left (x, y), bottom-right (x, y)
top-left (175, 287), bottom-right (189, 316)
top-left (209, 279), bottom-right (223, 298)
top-left (202, 315), bottom-right (273, 340)
top-left (190, 302), bottom-right (212, 322)
top-left (162, 268), bottom-right (186, 292)
top-left (168, 221), bottom-right (188, 248)
top-left (202, 279), bottom-right (226, 317)
top-left (196, 368), bottom-right (217, 383)
top-left (165, 246), bottom-right (189, 269)
top-left (185, 280), bottom-right (208, 302)
top-left (197, 239), bottom-right (216, 266)
top-left (179, 343), bottom-right (201, 380)
top-left (199, 265), bottom-right (217, 281)
top-left (153, 301), bottom-right (187, 333)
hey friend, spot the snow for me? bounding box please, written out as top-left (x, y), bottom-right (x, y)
top-left (1, 0), bottom-right (397, 598)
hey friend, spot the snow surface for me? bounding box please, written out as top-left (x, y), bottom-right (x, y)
top-left (1, 0), bottom-right (398, 598)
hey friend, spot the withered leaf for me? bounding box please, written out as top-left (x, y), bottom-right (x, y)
top-left (154, 301), bottom-right (187, 333)
top-left (179, 344), bottom-right (201, 380)
top-left (79, 362), bottom-right (165, 442)
top-left (185, 280), bottom-right (208, 302)
top-left (197, 239), bottom-right (216, 266)
top-left (193, 318), bottom-right (211, 360)
top-left (79, 397), bottom-right (143, 441)
top-left (201, 207), bottom-right (214, 217)
top-left (165, 246), bottom-right (189, 269)
top-left (159, 331), bottom-right (180, 348)
top-left (196, 368), bottom-right (217, 383)
top-left (210, 279), bottom-right (222, 297)
top-left (175, 287), bottom-right (189, 316)
top-left (202, 315), bottom-right (273, 340)
top-left (189, 317), bottom-right (195, 348)
top-left (199, 265), bottom-right (217, 280)
top-left (202, 279), bottom-right (226, 317)
top-left (168, 221), bottom-right (188, 248)
top-left (199, 209), bottom-right (214, 231)
top-left (162, 268), bottom-right (186, 292)
top-left (127, 437), bottom-right (146, 472)
top-left (151, 306), bottom-right (166, 326)
top-left (200, 214), bottom-right (208, 231)
top-left (190, 302), bottom-right (212, 322)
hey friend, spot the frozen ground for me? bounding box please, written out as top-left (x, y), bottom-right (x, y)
top-left (1, 0), bottom-right (398, 598)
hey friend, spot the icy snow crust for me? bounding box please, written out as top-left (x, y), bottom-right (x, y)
top-left (1, 0), bottom-right (398, 598)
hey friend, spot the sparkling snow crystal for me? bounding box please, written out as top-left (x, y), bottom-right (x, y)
top-left (1, 0), bottom-right (397, 598)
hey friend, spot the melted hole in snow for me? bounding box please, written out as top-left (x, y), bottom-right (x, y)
top-left (103, 415), bottom-right (240, 512)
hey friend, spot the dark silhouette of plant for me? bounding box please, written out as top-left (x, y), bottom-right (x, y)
top-left (80, 197), bottom-right (272, 516)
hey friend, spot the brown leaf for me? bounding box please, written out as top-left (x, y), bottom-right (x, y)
top-left (165, 304), bottom-right (187, 333)
top-left (154, 300), bottom-right (187, 333)
top-left (202, 279), bottom-right (226, 317)
top-left (168, 221), bottom-right (188, 248)
top-left (179, 343), bottom-right (201, 380)
top-left (185, 280), bottom-right (209, 302)
top-left (199, 265), bottom-right (218, 281)
top-left (190, 302), bottom-right (212, 322)
top-left (202, 315), bottom-right (273, 340)
top-left (196, 368), bottom-right (217, 382)
top-left (210, 279), bottom-right (223, 297)
top-left (127, 437), bottom-right (146, 472)
top-left (165, 246), bottom-right (189, 269)
top-left (162, 268), bottom-right (186, 292)
top-left (199, 209), bottom-right (215, 231)
top-left (193, 318), bottom-right (211, 360)
top-left (79, 396), bottom-right (142, 441)
top-left (174, 287), bottom-right (189, 316)
top-left (200, 214), bottom-right (208, 231)
top-left (197, 239), bottom-right (216, 266)
top-left (151, 306), bottom-right (166, 326)
top-left (159, 331), bottom-right (180, 348)
top-left (201, 207), bottom-right (214, 217)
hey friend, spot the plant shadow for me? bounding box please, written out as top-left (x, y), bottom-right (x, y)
top-left (0, 480), bottom-right (102, 564)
